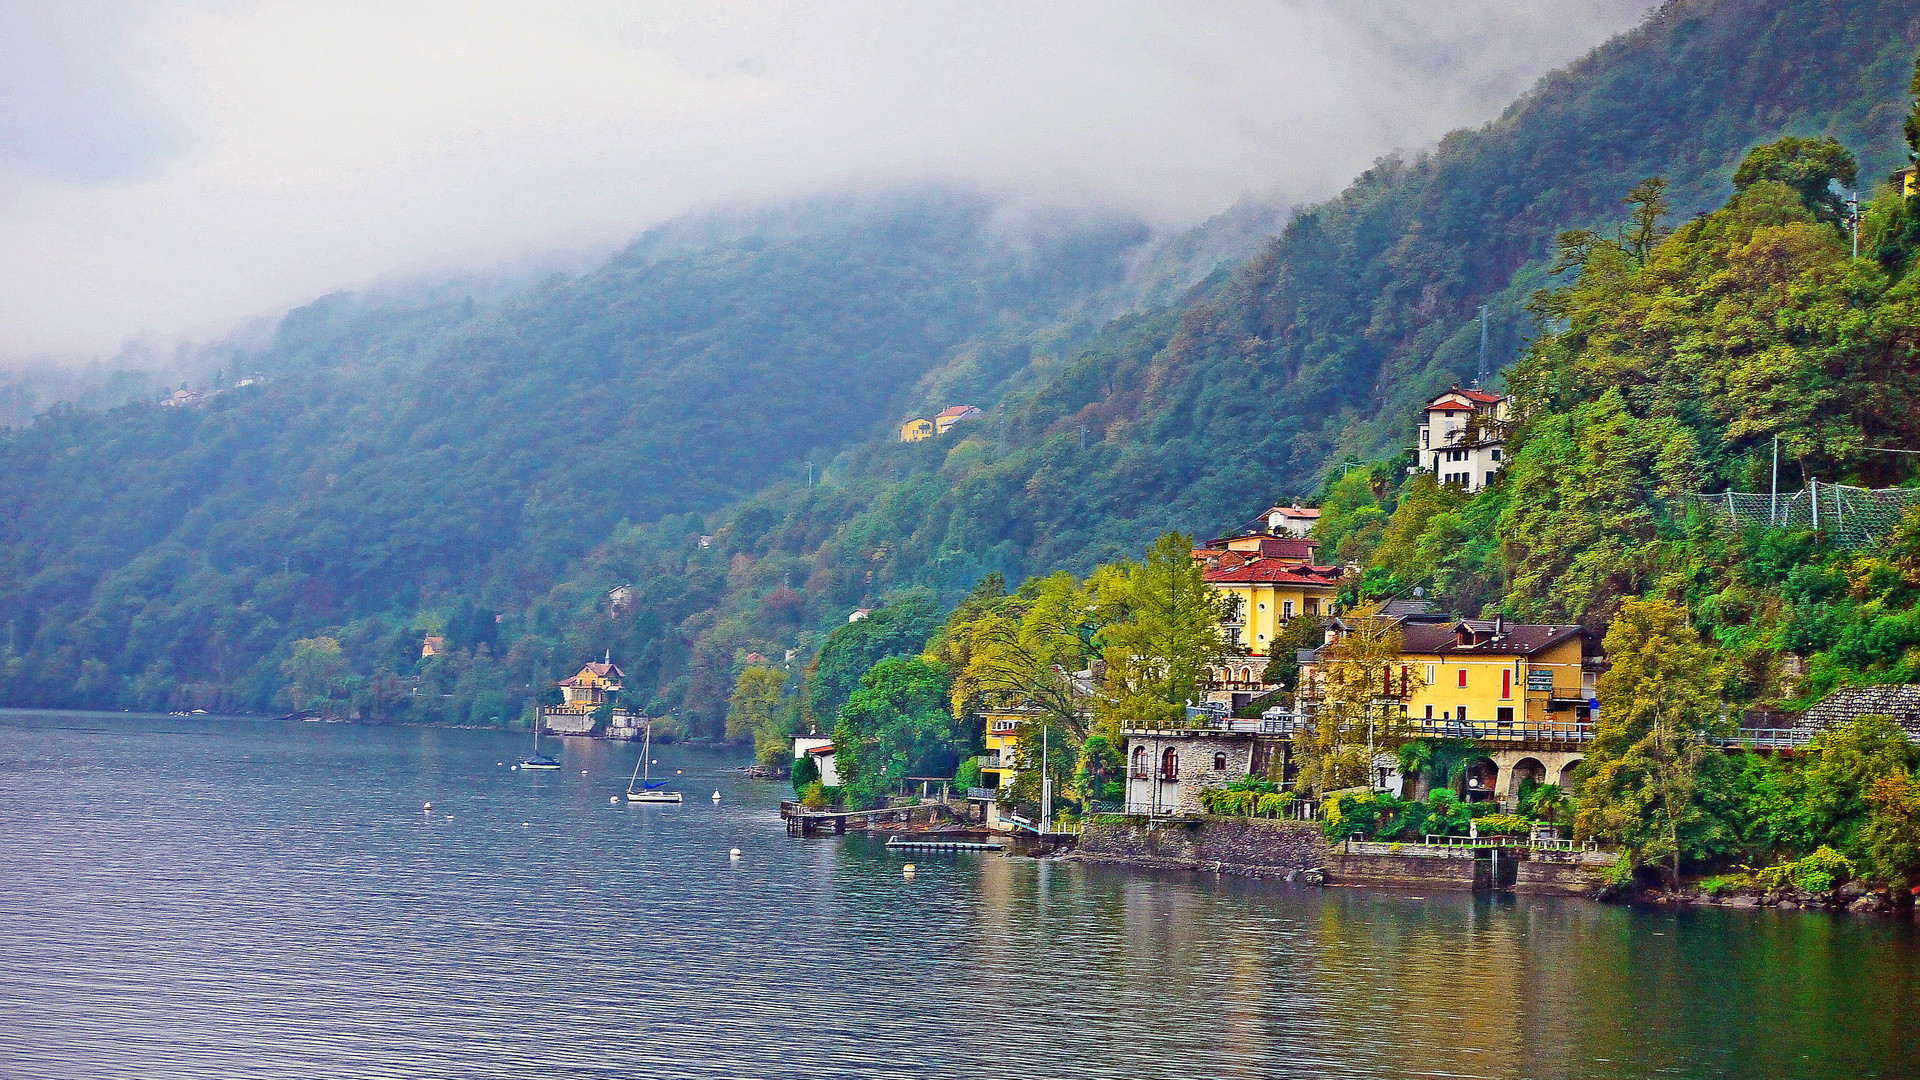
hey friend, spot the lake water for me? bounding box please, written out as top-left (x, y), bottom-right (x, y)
top-left (2, 711), bottom-right (1918, 1079)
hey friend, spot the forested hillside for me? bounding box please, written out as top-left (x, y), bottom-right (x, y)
top-left (0, 192), bottom-right (1146, 714)
top-left (5, 0), bottom-right (1918, 737)
top-left (548, 0), bottom-right (1920, 733)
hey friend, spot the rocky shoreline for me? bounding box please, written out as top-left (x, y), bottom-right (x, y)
top-left (1610, 881), bottom-right (1916, 915)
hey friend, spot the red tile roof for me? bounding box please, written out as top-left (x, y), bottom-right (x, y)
top-left (1204, 563), bottom-right (1343, 585)
top-left (1427, 386), bottom-right (1504, 408)
top-left (936, 405), bottom-right (978, 418)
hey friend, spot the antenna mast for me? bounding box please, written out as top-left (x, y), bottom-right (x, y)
top-left (1476, 304), bottom-right (1489, 386)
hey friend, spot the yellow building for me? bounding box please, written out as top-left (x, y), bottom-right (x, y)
top-left (977, 709), bottom-right (1027, 791)
top-left (900, 417), bottom-right (934, 442)
top-left (1196, 536), bottom-right (1342, 656)
top-left (934, 405), bottom-right (982, 434)
top-left (1306, 616), bottom-right (1590, 730)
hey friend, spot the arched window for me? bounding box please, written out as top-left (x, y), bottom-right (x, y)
top-left (1130, 746), bottom-right (1149, 779)
top-left (1161, 747), bottom-right (1179, 781)
top-left (1213, 751), bottom-right (1228, 771)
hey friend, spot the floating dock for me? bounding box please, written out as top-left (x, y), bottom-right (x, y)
top-left (885, 837), bottom-right (1003, 852)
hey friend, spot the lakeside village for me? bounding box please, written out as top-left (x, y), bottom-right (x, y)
top-left (534, 384), bottom-right (1920, 911)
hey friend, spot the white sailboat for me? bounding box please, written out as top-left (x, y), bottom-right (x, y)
top-left (519, 717), bottom-right (562, 771)
top-left (625, 722), bottom-right (682, 803)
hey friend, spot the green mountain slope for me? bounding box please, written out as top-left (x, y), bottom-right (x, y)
top-left (547, 0), bottom-right (1920, 733)
top-left (0, 191), bottom-right (1146, 711)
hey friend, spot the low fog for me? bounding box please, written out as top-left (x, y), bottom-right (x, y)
top-left (0, 1), bottom-right (1653, 361)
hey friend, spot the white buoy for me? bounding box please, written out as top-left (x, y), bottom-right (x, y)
top-left (903, 864), bottom-right (917, 875)
top-left (423, 802), bottom-right (433, 811)
top-left (610, 796), bottom-right (620, 804)
top-left (729, 847), bottom-right (741, 858)
top-left (511, 765), bottom-right (519, 771)
top-left (445, 814), bottom-right (453, 820)
top-left (522, 821), bottom-right (530, 827)
top-left (497, 762), bottom-right (504, 766)
top-left (582, 770), bottom-right (588, 775)
top-left (712, 790), bottom-right (722, 801)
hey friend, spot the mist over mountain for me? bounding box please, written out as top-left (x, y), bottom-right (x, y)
top-left (1, 0), bottom-right (1916, 734)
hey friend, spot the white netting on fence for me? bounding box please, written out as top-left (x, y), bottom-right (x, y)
top-left (1689, 483), bottom-right (1920, 550)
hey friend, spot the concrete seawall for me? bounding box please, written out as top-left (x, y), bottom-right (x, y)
top-left (1072, 818), bottom-right (1616, 894)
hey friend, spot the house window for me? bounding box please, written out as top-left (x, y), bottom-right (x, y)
top-left (1258, 603), bottom-right (1266, 611)
top-left (1491, 448), bottom-right (1502, 461)
top-left (1501, 669), bottom-right (1512, 699)
top-left (1421, 430), bottom-right (1429, 447)
top-left (1161, 747), bottom-right (1179, 781)
top-left (1487, 471), bottom-right (1497, 487)
top-left (1426, 664), bottom-right (1436, 684)
top-left (1456, 706), bottom-right (1467, 722)
top-left (1213, 751), bottom-right (1228, 771)
top-left (1424, 705), bottom-right (1434, 720)
top-left (1457, 669), bottom-right (1468, 688)
top-left (1283, 600), bottom-right (1295, 619)
top-left (1131, 746), bottom-right (1149, 779)
top-left (1306, 600), bottom-right (1318, 616)
top-left (1497, 706), bottom-right (1515, 727)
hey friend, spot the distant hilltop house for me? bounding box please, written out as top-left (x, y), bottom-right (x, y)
top-left (899, 405), bottom-right (983, 442)
top-left (847, 607), bottom-right (872, 623)
top-left (1897, 166), bottom-right (1918, 197)
top-left (542, 653), bottom-right (644, 737)
top-left (160, 388), bottom-right (205, 408)
top-left (934, 405), bottom-right (982, 434)
top-left (607, 583), bottom-right (634, 618)
top-left (1419, 386), bottom-right (1511, 493)
top-left (1260, 502), bottom-right (1320, 537)
top-left (420, 636), bottom-right (445, 657)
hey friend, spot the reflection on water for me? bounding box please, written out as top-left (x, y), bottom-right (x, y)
top-left (0, 712), bottom-right (1916, 1079)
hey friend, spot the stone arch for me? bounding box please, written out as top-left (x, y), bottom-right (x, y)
top-left (1511, 757), bottom-right (1547, 790)
top-left (1161, 746), bottom-right (1179, 780)
top-left (1213, 750), bottom-right (1228, 771)
top-left (1557, 758), bottom-right (1583, 790)
top-left (1462, 756), bottom-right (1500, 801)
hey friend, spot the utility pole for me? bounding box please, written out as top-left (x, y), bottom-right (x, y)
top-left (1770, 434), bottom-right (1780, 525)
top-left (1849, 190), bottom-right (1860, 259)
top-left (1476, 304), bottom-right (1489, 386)
top-left (1039, 717), bottom-right (1052, 832)
top-left (805, 462), bottom-right (813, 487)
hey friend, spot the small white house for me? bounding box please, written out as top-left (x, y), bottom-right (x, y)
top-left (1418, 386), bottom-right (1511, 493)
top-left (793, 735), bottom-right (840, 786)
top-left (1262, 503), bottom-right (1321, 537)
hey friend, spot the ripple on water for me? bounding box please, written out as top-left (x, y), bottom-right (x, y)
top-left (0, 712), bottom-right (1916, 1080)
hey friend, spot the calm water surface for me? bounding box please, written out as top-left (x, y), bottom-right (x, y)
top-left (2, 711), bottom-right (1918, 1079)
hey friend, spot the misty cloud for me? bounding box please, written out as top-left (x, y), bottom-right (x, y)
top-left (0, 1), bottom-right (1654, 359)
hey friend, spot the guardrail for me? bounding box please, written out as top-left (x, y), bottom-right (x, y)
top-left (966, 786), bottom-right (998, 801)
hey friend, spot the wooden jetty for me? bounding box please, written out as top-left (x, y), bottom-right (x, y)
top-left (780, 799), bottom-right (968, 836)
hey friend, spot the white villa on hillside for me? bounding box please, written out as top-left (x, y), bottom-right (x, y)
top-left (1418, 386), bottom-right (1511, 492)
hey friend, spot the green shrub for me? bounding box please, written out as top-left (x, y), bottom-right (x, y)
top-left (1256, 793), bottom-right (1289, 818)
top-left (1475, 814), bottom-right (1531, 836)
top-left (1699, 873), bottom-right (1753, 897)
top-left (1756, 846), bottom-right (1855, 893)
top-left (800, 781), bottom-right (829, 809)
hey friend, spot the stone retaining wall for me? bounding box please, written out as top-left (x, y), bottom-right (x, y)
top-left (1075, 818), bottom-right (1329, 877)
top-left (1072, 817), bottom-right (1617, 894)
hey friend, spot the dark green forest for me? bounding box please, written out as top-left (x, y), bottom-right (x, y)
top-left (3, 0), bottom-right (1917, 736)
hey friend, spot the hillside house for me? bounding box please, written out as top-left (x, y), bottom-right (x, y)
top-left (933, 405), bottom-right (982, 434)
top-left (1418, 386), bottom-right (1511, 492)
top-left (1261, 502), bottom-right (1321, 537)
top-left (542, 654), bottom-right (640, 734)
top-left (900, 417), bottom-right (935, 442)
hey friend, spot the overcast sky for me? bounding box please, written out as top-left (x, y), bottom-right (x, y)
top-left (0, 1), bottom-right (1654, 361)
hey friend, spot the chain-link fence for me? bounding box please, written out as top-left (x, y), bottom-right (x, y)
top-left (1689, 483), bottom-right (1920, 550)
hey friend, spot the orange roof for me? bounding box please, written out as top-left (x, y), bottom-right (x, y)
top-left (936, 405), bottom-right (977, 418)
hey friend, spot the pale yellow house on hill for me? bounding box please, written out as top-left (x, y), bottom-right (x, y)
top-left (900, 417), bottom-right (935, 442)
top-left (1193, 532), bottom-right (1341, 656)
top-left (934, 405), bottom-right (982, 434)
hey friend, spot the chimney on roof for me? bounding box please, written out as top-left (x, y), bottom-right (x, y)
top-left (1494, 614), bottom-right (1504, 636)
